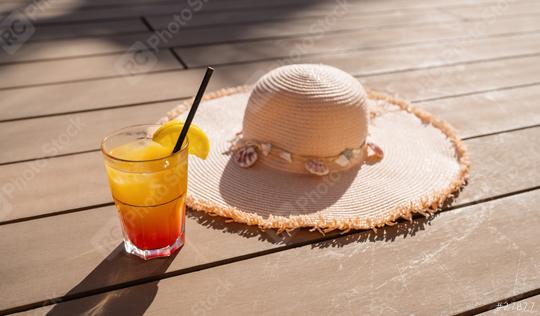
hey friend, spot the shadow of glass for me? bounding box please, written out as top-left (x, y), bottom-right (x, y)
top-left (44, 184), bottom-right (461, 314)
top-left (46, 243), bottom-right (178, 316)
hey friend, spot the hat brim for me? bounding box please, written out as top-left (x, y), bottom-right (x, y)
top-left (162, 86), bottom-right (469, 233)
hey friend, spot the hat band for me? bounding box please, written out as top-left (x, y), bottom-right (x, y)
top-left (228, 134), bottom-right (383, 176)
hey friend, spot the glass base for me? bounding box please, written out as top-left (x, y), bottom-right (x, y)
top-left (123, 235), bottom-right (184, 260)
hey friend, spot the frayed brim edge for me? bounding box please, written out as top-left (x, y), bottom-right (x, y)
top-left (161, 86), bottom-right (470, 235)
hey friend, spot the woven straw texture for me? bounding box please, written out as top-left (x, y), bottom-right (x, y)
top-left (242, 65), bottom-right (369, 174)
top-left (163, 88), bottom-right (469, 233)
top-left (161, 67), bottom-right (469, 234)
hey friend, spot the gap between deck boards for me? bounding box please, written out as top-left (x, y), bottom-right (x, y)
top-left (2, 28), bottom-right (540, 122)
top-left (3, 187), bottom-right (539, 316)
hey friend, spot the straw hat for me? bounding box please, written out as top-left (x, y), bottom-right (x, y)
top-left (161, 64), bottom-right (469, 233)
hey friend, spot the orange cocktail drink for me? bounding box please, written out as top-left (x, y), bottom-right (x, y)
top-left (101, 124), bottom-right (188, 260)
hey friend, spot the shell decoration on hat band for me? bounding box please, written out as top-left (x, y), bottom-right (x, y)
top-left (227, 64), bottom-right (384, 176)
top-left (229, 134), bottom-right (384, 176)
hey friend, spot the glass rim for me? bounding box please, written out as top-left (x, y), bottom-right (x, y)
top-left (100, 124), bottom-right (189, 163)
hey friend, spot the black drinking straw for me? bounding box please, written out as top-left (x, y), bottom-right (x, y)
top-left (173, 67), bottom-right (214, 153)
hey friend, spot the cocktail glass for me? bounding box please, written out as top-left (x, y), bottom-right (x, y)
top-left (101, 124), bottom-right (188, 260)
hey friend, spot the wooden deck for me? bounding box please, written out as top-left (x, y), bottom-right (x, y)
top-left (1, 0), bottom-right (539, 315)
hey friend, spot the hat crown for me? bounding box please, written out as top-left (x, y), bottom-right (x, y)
top-left (243, 64), bottom-right (369, 157)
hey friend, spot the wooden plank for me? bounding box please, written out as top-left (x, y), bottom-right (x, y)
top-left (3, 28), bottom-right (540, 91)
top-left (9, 0), bottom-right (499, 24)
top-left (414, 86), bottom-right (540, 139)
top-left (1, 11), bottom-right (538, 66)
top-left (148, 1), bottom-right (540, 31)
top-left (447, 127), bottom-right (540, 204)
top-left (0, 0), bottom-right (530, 24)
top-left (0, 32), bottom-right (538, 152)
top-left (144, 14), bottom-right (540, 48)
top-left (0, 100), bottom-right (180, 222)
top-left (146, 7), bottom-right (457, 31)
top-left (0, 0), bottom-right (299, 22)
top-left (26, 1), bottom-right (450, 41)
top-left (0, 203), bottom-right (319, 312)
top-left (0, 68), bottom-right (204, 121)
top-left (0, 0), bottom-right (197, 8)
top-left (0, 33), bottom-right (150, 65)
top-left (1, 84), bottom-right (538, 223)
top-left (0, 99), bottom-right (179, 164)
top-left (0, 126), bottom-right (538, 311)
top-left (174, 25), bottom-right (540, 67)
top-left (0, 50), bottom-right (181, 89)
top-left (137, 13), bottom-right (540, 48)
top-left (2, 69), bottom-right (540, 165)
top-left (0, 0), bottom-right (529, 42)
top-left (7, 27), bottom-right (539, 88)
top-left (28, 20), bottom-right (149, 41)
top-left (2, 47), bottom-right (540, 122)
top-left (15, 189), bottom-right (540, 315)
top-left (0, 151), bottom-right (109, 220)
top-left (362, 55), bottom-right (540, 101)
top-left (28, 0), bottom-right (506, 9)
top-left (443, 1), bottom-right (540, 19)
top-left (0, 1), bottom-right (343, 23)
